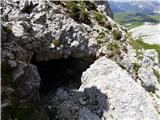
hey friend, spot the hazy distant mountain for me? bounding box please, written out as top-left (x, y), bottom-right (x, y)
top-left (108, 0), bottom-right (160, 13)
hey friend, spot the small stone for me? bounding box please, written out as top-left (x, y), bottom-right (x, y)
top-left (138, 67), bottom-right (157, 92)
top-left (48, 105), bottom-right (52, 109)
top-left (8, 60), bottom-right (17, 67)
top-left (13, 67), bottom-right (24, 80)
top-left (79, 108), bottom-right (100, 120)
top-left (6, 52), bottom-right (14, 59)
top-left (50, 43), bottom-right (55, 48)
top-left (79, 98), bottom-right (87, 105)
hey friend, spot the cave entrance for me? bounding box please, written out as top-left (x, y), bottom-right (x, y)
top-left (31, 57), bottom-right (94, 96)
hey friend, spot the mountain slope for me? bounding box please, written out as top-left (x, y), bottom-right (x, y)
top-left (1, 0), bottom-right (160, 120)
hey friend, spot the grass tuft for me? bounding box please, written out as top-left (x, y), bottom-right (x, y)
top-left (93, 10), bottom-right (107, 25)
top-left (112, 30), bottom-right (122, 40)
top-left (106, 41), bottom-right (120, 57)
top-left (63, 1), bottom-right (91, 24)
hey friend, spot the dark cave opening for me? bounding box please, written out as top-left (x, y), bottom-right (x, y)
top-left (31, 57), bottom-right (94, 96)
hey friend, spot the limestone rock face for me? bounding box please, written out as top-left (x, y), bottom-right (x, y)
top-left (138, 49), bottom-right (159, 90)
top-left (138, 67), bottom-right (157, 92)
top-left (1, 0), bottom-right (160, 120)
top-left (80, 57), bottom-right (159, 120)
top-left (2, 0), bottom-right (97, 62)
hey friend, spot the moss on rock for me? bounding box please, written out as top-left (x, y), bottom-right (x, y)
top-left (112, 29), bottom-right (122, 40)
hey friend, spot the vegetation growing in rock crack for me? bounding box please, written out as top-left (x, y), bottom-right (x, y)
top-left (2, 0), bottom-right (160, 120)
top-left (136, 50), bottom-right (144, 60)
top-left (153, 69), bottom-right (160, 82)
top-left (93, 10), bottom-right (107, 25)
top-left (132, 62), bottom-right (141, 74)
top-left (52, 39), bottom-right (61, 47)
top-left (60, 1), bottom-right (91, 24)
top-left (105, 22), bottom-right (112, 30)
top-left (112, 29), bottom-right (122, 40)
top-left (106, 41), bottom-right (120, 57)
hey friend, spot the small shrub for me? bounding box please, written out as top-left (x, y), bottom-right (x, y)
top-left (112, 30), bottom-right (122, 40)
top-left (107, 42), bottom-right (119, 51)
top-left (136, 50), bottom-right (143, 60)
top-left (133, 62), bottom-right (141, 73)
top-left (79, 7), bottom-right (89, 23)
top-left (96, 39), bottom-right (104, 45)
top-left (83, 1), bottom-right (97, 11)
top-left (93, 10), bottom-right (106, 25)
top-left (52, 39), bottom-right (61, 46)
top-left (105, 22), bottom-right (112, 30)
top-left (64, 1), bottom-right (90, 24)
top-left (3, 26), bottom-right (12, 33)
top-left (106, 42), bottom-right (120, 56)
top-left (98, 31), bottom-right (105, 38)
top-left (96, 32), bottom-right (106, 45)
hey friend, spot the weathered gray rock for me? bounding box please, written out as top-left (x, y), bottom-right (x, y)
top-left (7, 60), bottom-right (17, 67)
top-left (138, 50), bottom-right (159, 91)
top-left (1, 0), bottom-right (160, 119)
top-left (12, 64), bottom-right (25, 80)
top-left (79, 108), bottom-right (100, 120)
top-left (80, 57), bottom-right (160, 120)
top-left (141, 49), bottom-right (159, 67)
top-left (48, 86), bottom-right (108, 119)
top-left (2, 0), bottom-right (98, 62)
top-left (138, 67), bottom-right (157, 92)
top-left (95, 1), bottom-right (113, 18)
top-left (120, 44), bottom-right (137, 71)
top-left (22, 64), bottom-right (41, 98)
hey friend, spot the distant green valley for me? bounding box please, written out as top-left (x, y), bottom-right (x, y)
top-left (114, 12), bottom-right (160, 29)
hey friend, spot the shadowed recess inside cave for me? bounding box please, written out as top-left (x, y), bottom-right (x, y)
top-left (31, 57), bottom-right (94, 96)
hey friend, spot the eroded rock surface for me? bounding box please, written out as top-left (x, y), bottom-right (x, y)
top-left (1, 0), bottom-right (160, 120)
top-left (80, 57), bottom-right (159, 120)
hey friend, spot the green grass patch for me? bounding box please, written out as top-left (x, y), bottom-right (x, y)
top-left (93, 10), bottom-right (107, 25)
top-left (106, 41), bottom-right (120, 57)
top-left (129, 38), bottom-right (160, 62)
top-left (133, 62), bottom-right (141, 73)
top-left (96, 31), bottom-right (106, 44)
top-left (153, 69), bottom-right (160, 82)
top-left (148, 15), bottom-right (160, 21)
top-left (61, 1), bottom-right (91, 24)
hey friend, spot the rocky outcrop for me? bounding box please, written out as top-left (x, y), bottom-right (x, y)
top-left (80, 57), bottom-right (159, 120)
top-left (95, 1), bottom-right (114, 18)
top-left (1, 0), bottom-right (160, 120)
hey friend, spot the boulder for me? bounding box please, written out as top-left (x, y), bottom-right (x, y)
top-left (80, 57), bottom-right (160, 120)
